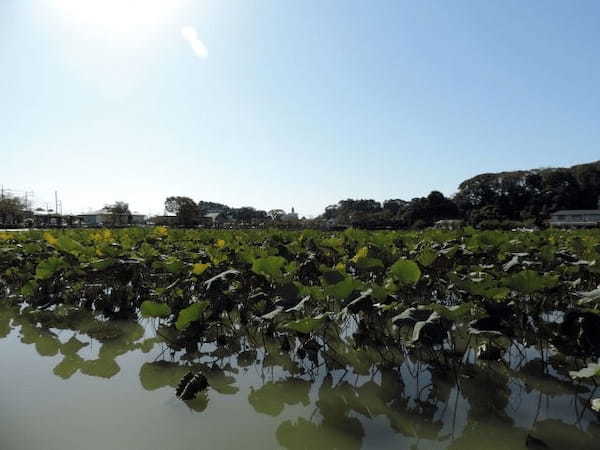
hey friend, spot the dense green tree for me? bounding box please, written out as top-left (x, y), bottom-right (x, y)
top-left (382, 199), bottom-right (408, 215)
top-left (104, 201), bottom-right (132, 226)
top-left (164, 196), bottom-right (200, 227)
top-left (401, 191), bottom-right (459, 227)
top-left (268, 209), bottom-right (286, 221)
top-left (197, 200), bottom-right (229, 215)
top-left (453, 161), bottom-right (600, 226)
top-left (105, 201), bottom-right (130, 215)
top-left (0, 196), bottom-right (26, 226)
top-left (230, 207), bottom-right (268, 223)
top-left (540, 169), bottom-right (582, 213)
top-left (573, 163), bottom-right (600, 209)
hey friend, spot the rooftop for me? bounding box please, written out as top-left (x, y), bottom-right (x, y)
top-left (551, 210), bottom-right (600, 216)
top-left (79, 209), bottom-right (145, 216)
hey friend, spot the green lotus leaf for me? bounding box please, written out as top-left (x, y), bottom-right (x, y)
top-left (252, 256), bottom-right (286, 281)
top-left (20, 280), bottom-right (38, 297)
top-left (175, 301), bottom-right (209, 330)
top-left (53, 355), bottom-right (83, 379)
top-left (140, 301), bottom-right (172, 318)
top-left (389, 259), bottom-right (421, 285)
top-left (326, 277), bottom-right (362, 300)
top-left (417, 248), bottom-right (438, 267)
top-left (504, 270), bottom-right (559, 294)
top-left (35, 256), bottom-right (66, 280)
top-left (355, 257), bottom-right (384, 270)
top-left (164, 257), bottom-right (184, 274)
top-left (80, 358), bottom-right (120, 379)
top-left (282, 316), bottom-right (326, 334)
top-left (55, 235), bottom-right (87, 257)
top-left (248, 378), bottom-right (310, 416)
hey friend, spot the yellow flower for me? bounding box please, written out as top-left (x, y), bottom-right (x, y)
top-left (215, 239), bottom-right (225, 248)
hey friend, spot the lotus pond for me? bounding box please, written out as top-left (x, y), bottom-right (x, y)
top-left (1, 227), bottom-right (600, 449)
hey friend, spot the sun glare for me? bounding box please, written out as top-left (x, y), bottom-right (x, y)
top-left (51, 0), bottom-right (187, 30)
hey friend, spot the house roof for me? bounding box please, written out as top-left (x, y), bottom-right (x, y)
top-left (551, 210), bottom-right (600, 216)
top-left (79, 209), bottom-right (110, 216)
top-left (78, 209), bottom-right (145, 217)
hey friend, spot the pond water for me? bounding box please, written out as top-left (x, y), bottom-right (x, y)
top-left (1, 301), bottom-right (599, 450)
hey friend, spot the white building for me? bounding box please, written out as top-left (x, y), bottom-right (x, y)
top-left (550, 198), bottom-right (600, 228)
top-left (281, 207), bottom-right (299, 221)
top-left (549, 210), bottom-right (600, 228)
top-left (78, 208), bottom-right (146, 226)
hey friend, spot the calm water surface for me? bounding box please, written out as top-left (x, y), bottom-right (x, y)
top-left (1, 302), bottom-right (598, 450)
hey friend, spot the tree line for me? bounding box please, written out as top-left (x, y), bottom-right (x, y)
top-left (157, 197), bottom-right (277, 227)
top-left (155, 160), bottom-right (600, 229)
top-left (3, 160), bottom-right (599, 229)
top-left (319, 160), bottom-right (600, 229)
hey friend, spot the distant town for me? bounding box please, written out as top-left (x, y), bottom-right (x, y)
top-left (2, 160), bottom-right (600, 230)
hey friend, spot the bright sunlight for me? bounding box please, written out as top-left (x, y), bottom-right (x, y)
top-left (50, 0), bottom-right (187, 30)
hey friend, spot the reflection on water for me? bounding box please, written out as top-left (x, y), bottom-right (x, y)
top-left (0, 300), bottom-right (599, 450)
top-left (1, 302), bottom-right (158, 380)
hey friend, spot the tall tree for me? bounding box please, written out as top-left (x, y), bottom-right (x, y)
top-left (268, 209), bottom-right (285, 221)
top-left (230, 207), bottom-right (267, 223)
top-left (198, 200), bottom-right (230, 215)
top-left (401, 191), bottom-right (459, 228)
top-left (164, 196), bottom-right (200, 227)
top-left (104, 201), bottom-right (131, 226)
top-left (0, 196), bottom-right (26, 226)
top-left (106, 201), bottom-right (130, 215)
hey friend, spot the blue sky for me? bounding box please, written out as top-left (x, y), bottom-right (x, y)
top-left (1, 0), bottom-right (599, 217)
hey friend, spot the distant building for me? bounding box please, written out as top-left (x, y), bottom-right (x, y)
top-left (281, 207), bottom-right (299, 222)
top-left (32, 210), bottom-right (75, 228)
top-left (549, 210), bottom-right (600, 228)
top-left (78, 208), bottom-right (145, 227)
top-left (549, 197), bottom-right (600, 228)
top-left (149, 215), bottom-right (178, 226)
top-left (434, 219), bottom-right (464, 230)
top-left (203, 212), bottom-right (231, 225)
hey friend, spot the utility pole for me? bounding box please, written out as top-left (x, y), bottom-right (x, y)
top-left (55, 191), bottom-right (58, 216)
top-left (25, 190), bottom-right (34, 211)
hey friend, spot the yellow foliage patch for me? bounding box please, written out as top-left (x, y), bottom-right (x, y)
top-left (153, 226), bottom-right (169, 237)
top-left (43, 232), bottom-right (59, 246)
top-left (351, 246), bottom-right (368, 263)
top-left (92, 229), bottom-right (113, 243)
top-left (192, 263), bottom-right (210, 275)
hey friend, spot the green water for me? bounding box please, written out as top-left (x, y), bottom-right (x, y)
top-left (1, 302), bottom-right (598, 450)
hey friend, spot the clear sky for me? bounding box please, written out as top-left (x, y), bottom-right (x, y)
top-left (1, 0), bottom-right (599, 217)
